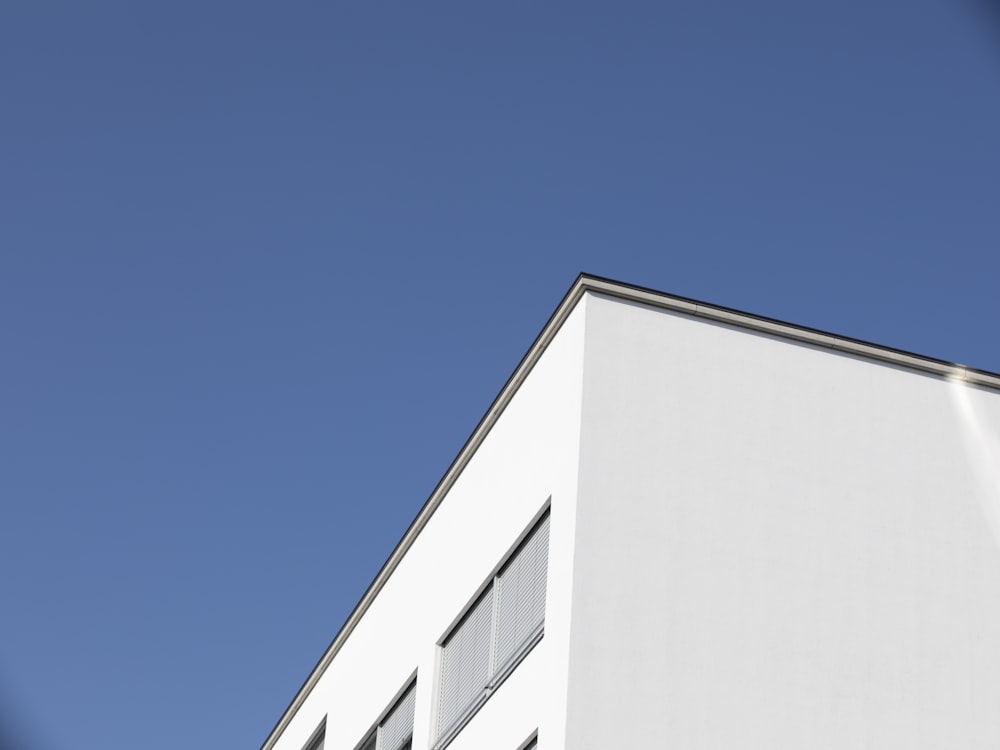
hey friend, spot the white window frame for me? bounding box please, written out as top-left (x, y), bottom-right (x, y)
top-left (433, 505), bottom-right (551, 750)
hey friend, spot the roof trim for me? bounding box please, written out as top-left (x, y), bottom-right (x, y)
top-left (580, 274), bottom-right (1000, 389)
top-left (260, 274), bottom-right (1000, 750)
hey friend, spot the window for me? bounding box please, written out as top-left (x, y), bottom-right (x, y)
top-left (303, 720), bottom-right (326, 750)
top-left (356, 681), bottom-right (416, 750)
top-left (435, 510), bottom-right (550, 748)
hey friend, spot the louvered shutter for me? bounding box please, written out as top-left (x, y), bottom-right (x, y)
top-left (493, 513), bottom-right (549, 674)
top-left (437, 588), bottom-right (494, 735)
top-left (377, 683), bottom-right (415, 750)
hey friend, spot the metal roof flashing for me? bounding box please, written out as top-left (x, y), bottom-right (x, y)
top-left (259, 274), bottom-right (999, 750)
top-left (576, 274), bottom-right (1000, 390)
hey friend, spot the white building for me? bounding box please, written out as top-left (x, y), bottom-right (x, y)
top-left (260, 274), bottom-right (1000, 750)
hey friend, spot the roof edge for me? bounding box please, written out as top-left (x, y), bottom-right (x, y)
top-left (259, 275), bottom-right (592, 750)
top-left (578, 273), bottom-right (1000, 389)
top-left (261, 274), bottom-right (999, 750)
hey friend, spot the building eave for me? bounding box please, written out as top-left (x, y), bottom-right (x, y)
top-left (260, 273), bottom-right (999, 750)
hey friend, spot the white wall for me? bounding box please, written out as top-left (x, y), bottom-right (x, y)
top-left (567, 292), bottom-right (1000, 749)
top-left (272, 301), bottom-right (587, 750)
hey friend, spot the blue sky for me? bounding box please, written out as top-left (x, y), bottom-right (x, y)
top-left (1, 1), bottom-right (998, 749)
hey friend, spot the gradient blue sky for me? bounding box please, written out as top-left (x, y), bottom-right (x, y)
top-left (1, 1), bottom-right (999, 749)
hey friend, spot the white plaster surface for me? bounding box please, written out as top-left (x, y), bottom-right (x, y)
top-left (269, 287), bottom-right (1000, 750)
top-left (567, 292), bottom-right (1000, 749)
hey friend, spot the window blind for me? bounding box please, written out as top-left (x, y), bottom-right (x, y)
top-left (437, 588), bottom-right (494, 736)
top-left (436, 509), bottom-right (550, 746)
top-left (378, 682), bottom-right (415, 750)
top-left (494, 513), bottom-right (549, 675)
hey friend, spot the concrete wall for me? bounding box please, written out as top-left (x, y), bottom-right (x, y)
top-left (272, 302), bottom-right (586, 750)
top-left (567, 292), bottom-right (1000, 749)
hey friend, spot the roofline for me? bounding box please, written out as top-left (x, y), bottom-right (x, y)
top-left (258, 274), bottom-right (591, 750)
top-left (579, 273), bottom-right (1000, 388)
top-left (260, 274), bottom-right (1000, 750)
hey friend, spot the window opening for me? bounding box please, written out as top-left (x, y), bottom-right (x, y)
top-left (357, 681), bottom-right (416, 750)
top-left (435, 510), bottom-right (550, 748)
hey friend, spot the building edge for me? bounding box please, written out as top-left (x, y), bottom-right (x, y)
top-left (259, 273), bottom-right (1000, 750)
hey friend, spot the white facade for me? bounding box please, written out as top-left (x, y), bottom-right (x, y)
top-left (262, 276), bottom-right (1000, 750)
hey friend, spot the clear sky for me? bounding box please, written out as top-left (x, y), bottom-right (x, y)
top-left (1, 1), bottom-right (998, 749)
